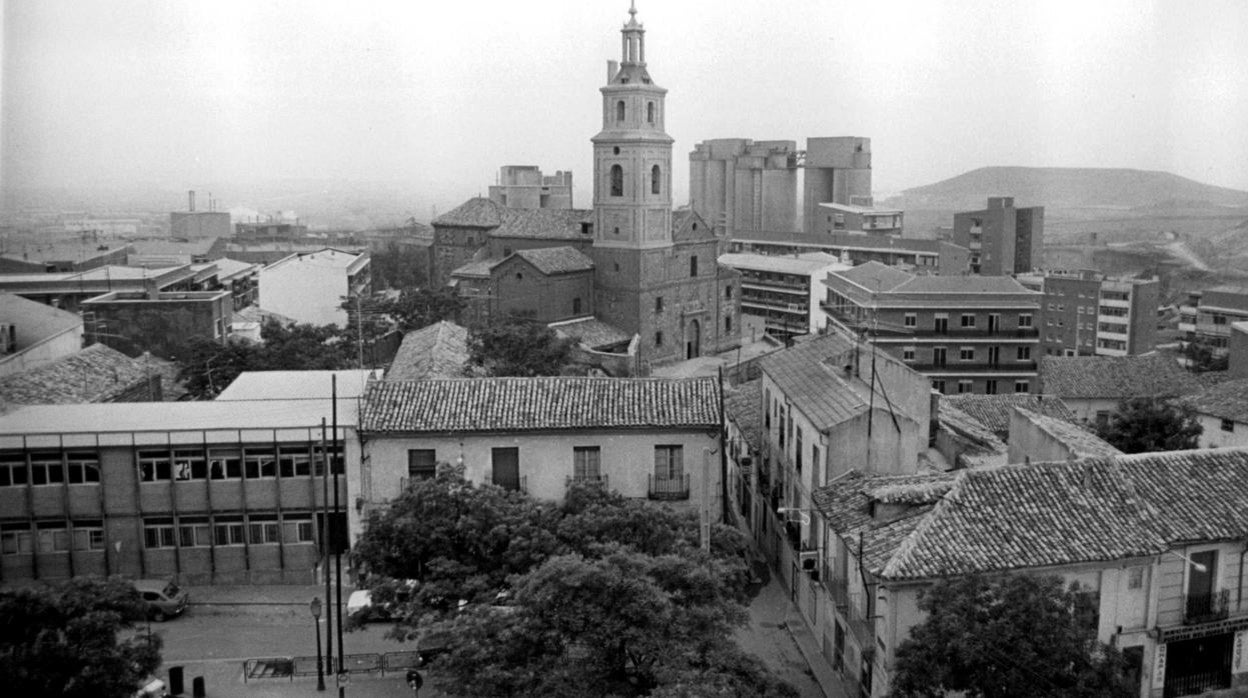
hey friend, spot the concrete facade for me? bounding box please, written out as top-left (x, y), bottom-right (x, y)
top-left (80, 289), bottom-right (232, 359)
top-left (815, 202), bottom-right (903, 236)
top-left (171, 212), bottom-right (231, 240)
top-left (688, 138), bottom-right (799, 239)
top-left (730, 230), bottom-right (969, 276)
top-left (258, 248), bottom-right (371, 328)
top-left (952, 197), bottom-right (1044, 275)
top-left (1178, 285), bottom-right (1248, 356)
top-left (802, 137), bottom-right (873, 234)
top-left (717, 252), bottom-right (847, 340)
top-left (1019, 271), bottom-right (1159, 357)
top-left (488, 166), bottom-right (574, 210)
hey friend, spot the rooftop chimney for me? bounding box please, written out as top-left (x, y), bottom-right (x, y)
top-left (188, 190), bottom-right (196, 212)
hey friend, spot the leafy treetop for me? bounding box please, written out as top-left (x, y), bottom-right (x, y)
top-left (1095, 397), bottom-right (1202, 454)
top-left (468, 319), bottom-right (575, 377)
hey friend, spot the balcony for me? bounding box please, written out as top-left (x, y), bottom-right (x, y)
top-left (648, 473), bottom-right (690, 500)
top-left (908, 361), bottom-right (1038, 374)
top-left (1184, 589), bottom-right (1230, 625)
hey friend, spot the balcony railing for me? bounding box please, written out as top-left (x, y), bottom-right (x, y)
top-left (565, 474), bottom-right (609, 489)
top-left (908, 361), bottom-right (1039, 374)
top-left (1184, 589), bottom-right (1230, 625)
top-left (484, 473), bottom-right (527, 493)
top-left (648, 473), bottom-right (690, 500)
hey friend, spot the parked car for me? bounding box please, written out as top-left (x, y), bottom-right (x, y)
top-left (131, 579), bottom-right (188, 622)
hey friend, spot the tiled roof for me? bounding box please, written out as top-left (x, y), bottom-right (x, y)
top-left (724, 379), bottom-right (763, 451)
top-left (813, 448), bottom-right (1248, 580)
top-left (434, 197), bottom-right (505, 228)
top-left (449, 259), bottom-right (497, 279)
top-left (942, 393), bottom-right (1077, 435)
top-left (1040, 355), bottom-right (1201, 400)
top-left (836, 261), bottom-right (914, 292)
top-left (1187, 377), bottom-right (1248, 423)
top-left (1013, 408), bottom-right (1122, 458)
top-left (513, 246), bottom-right (594, 274)
top-left (936, 403), bottom-right (1007, 464)
top-left (360, 376), bottom-right (721, 433)
top-left (493, 209), bottom-right (593, 240)
top-left (550, 317), bottom-right (632, 350)
top-left (385, 321), bottom-right (470, 381)
top-left (0, 344), bottom-right (153, 405)
top-left (758, 334), bottom-right (869, 429)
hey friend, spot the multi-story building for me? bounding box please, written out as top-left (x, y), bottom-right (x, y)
top-left (810, 449), bottom-right (1248, 698)
top-left (688, 138), bottom-right (800, 239)
top-left (754, 333), bottom-right (931, 629)
top-left (823, 261), bottom-right (1042, 394)
top-left (81, 288), bottom-right (232, 359)
top-left (1017, 270), bottom-right (1159, 357)
top-left (355, 376), bottom-right (724, 538)
top-left (1188, 378), bottom-right (1248, 449)
top-left (813, 202), bottom-right (903, 236)
top-left (952, 196), bottom-right (1044, 275)
top-left (729, 230), bottom-right (968, 276)
top-left (1178, 285), bottom-right (1248, 356)
top-left (0, 370), bottom-right (375, 585)
top-left (488, 166), bottom-right (574, 210)
top-left (234, 219), bottom-right (309, 241)
top-left (1232, 321), bottom-right (1248, 378)
top-left (257, 248), bottom-right (371, 328)
top-left (717, 252), bottom-right (847, 341)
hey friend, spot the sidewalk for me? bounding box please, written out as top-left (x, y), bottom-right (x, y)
top-left (738, 578), bottom-right (849, 698)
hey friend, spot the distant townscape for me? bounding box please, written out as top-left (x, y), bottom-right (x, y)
top-left (3, 5), bottom-right (1248, 698)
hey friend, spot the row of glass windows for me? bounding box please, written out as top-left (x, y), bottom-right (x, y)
top-left (406, 446), bottom-right (682, 483)
top-left (142, 514), bottom-right (316, 550)
top-left (1, 521), bottom-right (105, 555)
top-left (0, 444), bottom-right (342, 488)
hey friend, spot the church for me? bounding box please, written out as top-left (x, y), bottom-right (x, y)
top-left (433, 4), bottom-right (741, 371)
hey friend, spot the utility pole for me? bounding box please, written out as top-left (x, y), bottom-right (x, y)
top-left (700, 447), bottom-right (712, 553)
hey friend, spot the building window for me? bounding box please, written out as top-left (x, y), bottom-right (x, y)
top-left (654, 445), bottom-right (684, 480)
top-left (904, 313), bottom-right (916, 327)
top-left (795, 427), bottom-right (804, 473)
top-left (647, 101), bottom-right (655, 123)
top-left (178, 518), bottom-right (211, 548)
top-left (932, 347), bottom-right (947, 366)
top-left (616, 100), bottom-right (625, 122)
top-left (72, 523), bottom-right (105, 551)
top-left (572, 297), bottom-right (582, 315)
top-left (610, 165), bottom-right (623, 197)
top-left (244, 446), bottom-right (276, 479)
top-left (213, 518), bottom-right (246, 546)
top-left (655, 331), bottom-right (663, 347)
top-left (408, 449), bottom-right (437, 480)
top-left (957, 380), bottom-right (973, 394)
top-left (651, 165), bottom-right (661, 195)
top-left (573, 446), bottom-right (602, 481)
top-left (248, 516), bottom-right (281, 545)
top-left (902, 347), bottom-right (915, 362)
top-left (1128, 566), bottom-right (1145, 590)
top-left (1019, 314), bottom-right (1033, 328)
top-left (285, 514), bottom-right (316, 543)
top-left (144, 519), bottom-right (177, 549)
top-left (959, 347), bottom-right (975, 361)
top-left (725, 315), bottom-right (732, 333)
top-left (209, 448), bottom-right (243, 480)
top-left (1014, 380), bottom-right (1030, 393)
top-left (1, 524), bottom-right (33, 555)
top-left (960, 314), bottom-right (976, 328)
top-left (934, 315), bottom-right (948, 334)
top-left (1017, 346), bottom-right (1031, 361)
top-left (726, 285), bottom-right (733, 300)
top-left (36, 523), bottom-right (70, 553)
top-left (932, 380), bottom-right (946, 394)
top-left (279, 445), bottom-right (312, 478)
top-left (655, 296), bottom-right (664, 313)
top-left (137, 449), bottom-right (172, 483)
top-left (1221, 419), bottom-right (1235, 433)
top-left (985, 379), bottom-right (998, 395)
top-left (690, 256), bottom-right (698, 277)
top-left (67, 452), bottom-right (101, 484)
top-left (0, 454), bottom-right (28, 487)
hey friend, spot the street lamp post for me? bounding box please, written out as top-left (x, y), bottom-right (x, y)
top-left (310, 597), bottom-right (326, 692)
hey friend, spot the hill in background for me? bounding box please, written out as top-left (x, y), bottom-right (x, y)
top-left (884, 166), bottom-right (1248, 212)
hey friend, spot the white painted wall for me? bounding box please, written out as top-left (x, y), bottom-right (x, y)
top-left (1196, 414), bottom-right (1248, 449)
top-left (258, 251), bottom-right (357, 327)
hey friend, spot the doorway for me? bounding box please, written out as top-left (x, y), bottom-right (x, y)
top-left (686, 319), bottom-right (701, 359)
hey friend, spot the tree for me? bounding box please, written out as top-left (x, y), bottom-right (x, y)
top-left (890, 574), bottom-right (1134, 698)
top-left (468, 319), bottom-right (575, 377)
top-left (1181, 340), bottom-right (1228, 373)
top-left (350, 475), bottom-right (790, 697)
top-left (0, 577), bottom-right (163, 698)
top-left (1095, 397), bottom-right (1203, 454)
top-left (370, 241), bottom-right (428, 291)
top-left (384, 287), bottom-right (465, 332)
top-left (176, 319), bottom-right (356, 399)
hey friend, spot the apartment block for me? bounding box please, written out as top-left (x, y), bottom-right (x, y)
top-left (814, 202), bottom-right (903, 236)
top-left (823, 262), bottom-right (1042, 394)
top-left (952, 196), bottom-right (1044, 275)
top-left (1017, 270), bottom-right (1159, 357)
top-left (717, 252), bottom-right (847, 341)
top-left (729, 230), bottom-right (969, 276)
top-left (257, 248), bottom-right (371, 328)
top-left (1179, 285), bottom-right (1248, 356)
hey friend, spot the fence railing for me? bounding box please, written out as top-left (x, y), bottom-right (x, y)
top-left (648, 473), bottom-right (690, 500)
top-left (246, 651), bottom-right (423, 683)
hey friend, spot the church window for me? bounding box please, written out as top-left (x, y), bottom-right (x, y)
top-left (610, 165), bottom-right (623, 197)
top-left (516, 273), bottom-right (523, 281)
top-left (613, 146), bottom-right (620, 155)
top-left (651, 165), bottom-right (661, 195)
top-left (655, 331), bottom-right (664, 347)
top-left (616, 101), bottom-right (625, 122)
top-left (647, 102), bottom-right (655, 123)
top-left (655, 297), bottom-right (664, 313)
top-left (725, 316), bottom-right (732, 332)
top-left (573, 297), bottom-right (582, 314)
top-left (725, 285), bottom-right (733, 299)
top-left (613, 227), bottom-right (620, 235)
top-left (690, 256), bottom-right (698, 278)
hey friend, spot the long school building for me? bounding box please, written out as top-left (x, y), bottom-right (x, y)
top-left (0, 400), bottom-right (356, 585)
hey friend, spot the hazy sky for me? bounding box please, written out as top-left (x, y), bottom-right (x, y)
top-left (4, 0), bottom-right (1248, 212)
